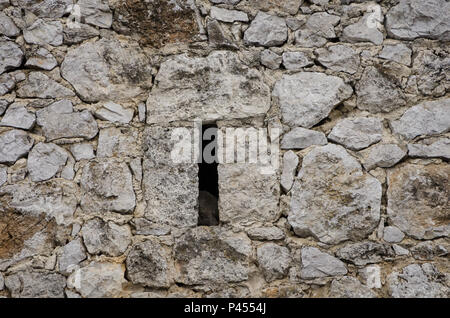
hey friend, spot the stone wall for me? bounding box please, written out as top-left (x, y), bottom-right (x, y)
top-left (0, 0), bottom-right (449, 298)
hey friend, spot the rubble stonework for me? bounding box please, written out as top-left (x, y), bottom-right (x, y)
top-left (0, 0), bottom-right (448, 298)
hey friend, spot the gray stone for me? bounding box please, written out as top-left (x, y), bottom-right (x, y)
top-left (280, 150), bottom-right (298, 193)
top-left (207, 19), bottom-right (239, 50)
top-left (388, 263), bottom-right (448, 298)
top-left (210, 0), bottom-right (241, 4)
top-left (147, 51), bottom-right (270, 124)
top-left (23, 19), bottom-right (63, 46)
top-left (63, 23), bottom-right (100, 44)
top-left (0, 73), bottom-right (15, 96)
top-left (257, 243), bottom-right (291, 282)
top-left (17, 72), bottom-right (75, 99)
top-left (356, 66), bottom-right (405, 113)
top-left (0, 40), bottom-right (23, 75)
top-left (408, 138), bottom-right (450, 160)
top-left (286, 17), bottom-right (305, 31)
top-left (138, 103), bottom-right (146, 122)
top-left (0, 12), bottom-right (20, 37)
top-left (300, 247), bottom-right (347, 279)
top-left (316, 44), bottom-right (360, 74)
top-left (0, 273), bottom-right (3, 290)
top-left (130, 218), bottom-right (171, 236)
top-left (0, 99), bottom-right (9, 115)
top-left (387, 163), bottom-right (449, 240)
top-left (281, 127), bottom-right (327, 149)
top-left (390, 98), bottom-right (450, 140)
top-left (288, 144), bottom-right (382, 244)
top-left (70, 143), bottom-right (95, 161)
top-left (61, 38), bottom-right (153, 103)
top-left (0, 0), bottom-right (8, 9)
top-left (385, 0), bottom-right (450, 41)
top-left (359, 264), bottom-right (382, 289)
top-left (58, 238), bottom-right (87, 274)
top-left (97, 127), bottom-right (141, 158)
top-left (342, 9), bottom-right (384, 45)
top-left (0, 164), bottom-right (6, 186)
top-left (328, 117), bottom-right (383, 151)
top-left (210, 7), bottom-right (248, 23)
top-left (80, 159), bottom-right (136, 214)
top-left (379, 44), bottom-right (412, 66)
top-left (247, 227), bottom-right (285, 241)
top-left (260, 49), bottom-right (282, 69)
top-left (126, 238), bottom-right (172, 288)
top-left (243, 12), bottom-right (287, 47)
top-left (0, 104), bottom-right (35, 130)
top-left (361, 143), bottom-right (406, 170)
top-left (17, 0), bottom-right (72, 18)
top-left (410, 241), bottom-right (448, 261)
top-left (329, 276), bottom-right (376, 298)
top-left (392, 244), bottom-right (410, 256)
top-left (412, 50), bottom-right (449, 96)
top-left (246, 0), bottom-right (302, 15)
top-left (129, 158), bottom-right (142, 182)
top-left (36, 100), bottom-right (98, 141)
top-left (5, 270), bottom-right (66, 298)
top-left (27, 143), bottom-right (69, 182)
top-left (295, 13), bottom-right (340, 47)
top-left (383, 226), bottom-right (405, 243)
top-left (25, 47), bottom-right (58, 71)
top-left (0, 129), bottom-right (33, 164)
top-left (282, 51), bottom-right (313, 71)
top-left (95, 102), bottom-right (134, 124)
top-left (67, 262), bottom-right (125, 298)
top-left (174, 228), bottom-right (251, 285)
top-left (77, 0), bottom-right (113, 28)
top-left (336, 241), bottom-right (394, 266)
top-left (273, 72), bottom-right (353, 128)
top-left (82, 218), bottom-right (131, 257)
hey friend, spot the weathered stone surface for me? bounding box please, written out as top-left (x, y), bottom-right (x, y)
top-left (295, 13), bottom-right (340, 47)
top-left (247, 227), bottom-right (285, 241)
top-left (80, 160), bottom-right (136, 214)
top-left (219, 163), bottom-right (280, 226)
top-left (61, 38), bottom-right (153, 103)
top-left (316, 45), bottom-right (360, 74)
top-left (95, 102), bottom-right (134, 124)
top-left (147, 51), bottom-right (270, 123)
top-left (0, 164), bottom-right (6, 187)
top-left (97, 127), bottom-right (141, 158)
top-left (273, 72), bottom-right (353, 128)
top-left (300, 247), bottom-right (347, 279)
top-left (385, 0), bottom-right (450, 41)
top-left (111, 0), bottom-right (200, 48)
top-left (280, 150), bottom-right (298, 193)
top-left (0, 12), bottom-right (20, 37)
top-left (126, 238), bottom-right (172, 288)
top-left (383, 226), bottom-right (405, 243)
top-left (342, 7), bottom-right (384, 45)
top-left (25, 48), bottom-right (57, 71)
top-left (63, 23), bottom-right (99, 44)
top-left (246, 0), bottom-right (302, 15)
top-left (16, 0), bottom-right (72, 18)
top-left (387, 263), bottom-right (448, 298)
top-left (0, 273), bottom-right (3, 290)
top-left (359, 264), bottom-right (382, 289)
top-left (379, 44), bottom-right (412, 66)
top-left (58, 238), bottom-right (86, 274)
top-left (36, 100), bottom-right (98, 141)
top-left (260, 49), bottom-right (282, 69)
top-left (67, 262), bottom-right (125, 298)
top-left (5, 270), bottom-right (66, 298)
top-left (281, 127), bottom-right (327, 150)
top-left (210, 6), bottom-right (248, 23)
top-left (390, 98), bottom-right (450, 140)
top-left (130, 218), bottom-right (170, 236)
top-left (410, 241), bottom-right (448, 261)
top-left (17, 72), bottom-right (74, 99)
top-left (77, 0), bottom-right (112, 28)
top-left (207, 19), bottom-right (238, 50)
top-left (328, 117), bottom-right (383, 151)
top-left (408, 138), bottom-right (450, 160)
top-left (23, 19), bottom-right (63, 46)
top-left (27, 143), bottom-right (69, 182)
top-left (282, 51), bottom-right (313, 71)
top-left (210, 0), bottom-right (241, 4)
top-left (70, 143), bottom-right (95, 161)
top-left (361, 143), bottom-right (406, 170)
top-left (356, 66), bottom-right (405, 113)
top-left (0, 40), bottom-right (23, 75)
top-left (174, 228), bottom-right (251, 285)
top-left (0, 129), bottom-right (33, 164)
top-left (0, 73), bottom-right (15, 96)
top-left (0, 104), bottom-right (35, 130)
top-left (257, 243), bottom-right (291, 282)
top-left (0, 99), bottom-right (9, 115)
top-left (288, 144), bottom-right (382, 244)
top-left (329, 276), bottom-right (376, 298)
top-left (387, 163), bottom-right (449, 240)
top-left (243, 12), bottom-right (287, 47)
top-left (411, 50), bottom-right (449, 96)
top-left (336, 241), bottom-right (395, 266)
top-left (81, 218), bottom-right (131, 257)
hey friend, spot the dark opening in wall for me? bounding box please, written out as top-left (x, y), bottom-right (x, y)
top-left (198, 124), bottom-right (219, 226)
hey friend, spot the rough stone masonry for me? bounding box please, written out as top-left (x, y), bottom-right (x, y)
top-left (0, 0), bottom-right (449, 298)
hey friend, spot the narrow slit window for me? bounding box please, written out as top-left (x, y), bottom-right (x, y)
top-left (198, 124), bottom-right (219, 226)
